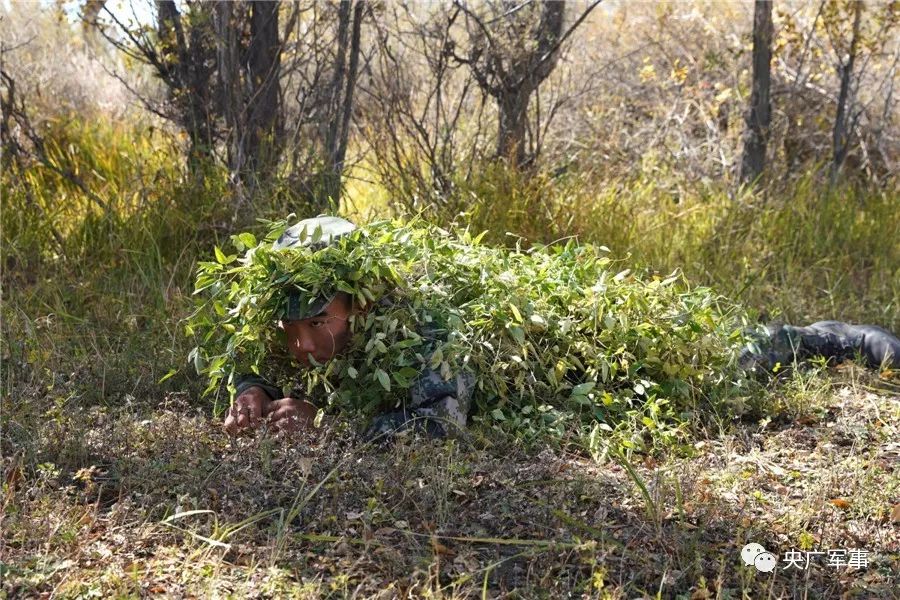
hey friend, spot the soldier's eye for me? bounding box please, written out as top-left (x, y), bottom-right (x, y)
top-left (310, 320), bottom-right (327, 328)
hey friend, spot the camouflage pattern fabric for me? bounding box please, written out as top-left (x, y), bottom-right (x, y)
top-left (740, 320), bottom-right (900, 374)
top-left (234, 374), bottom-right (284, 402)
top-left (362, 369), bottom-right (476, 441)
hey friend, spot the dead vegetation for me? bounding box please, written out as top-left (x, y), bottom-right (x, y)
top-left (3, 367), bottom-right (898, 598)
top-left (2, 2), bottom-right (899, 598)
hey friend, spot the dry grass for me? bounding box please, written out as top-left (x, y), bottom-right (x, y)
top-left (3, 367), bottom-right (898, 598)
top-left (3, 3), bottom-right (899, 597)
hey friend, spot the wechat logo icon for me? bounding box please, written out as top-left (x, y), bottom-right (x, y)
top-left (742, 543), bottom-right (777, 573)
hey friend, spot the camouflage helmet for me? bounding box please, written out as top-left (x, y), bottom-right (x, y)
top-left (274, 216), bottom-right (357, 321)
top-left (274, 216), bottom-right (357, 251)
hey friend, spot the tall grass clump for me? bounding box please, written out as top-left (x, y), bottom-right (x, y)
top-left (578, 174), bottom-right (900, 330)
top-left (2, 118), bottom-right (233, 408)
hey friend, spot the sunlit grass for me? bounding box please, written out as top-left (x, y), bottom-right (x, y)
top-left (3, 118), bottom-right (898, 413)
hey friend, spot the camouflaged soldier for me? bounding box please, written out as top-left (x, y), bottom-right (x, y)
top-left (223, 216), bottom-right (475, 439)
top-left (740, 320), bottom-right (900, 375)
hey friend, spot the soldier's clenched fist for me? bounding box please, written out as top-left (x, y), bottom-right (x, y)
top-left (265, 398), bottom-right (318, 433)
top-left (224, 386), bottom-right (270, 434)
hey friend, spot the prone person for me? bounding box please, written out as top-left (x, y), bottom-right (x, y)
top-left (223, 217), bottom-right (473, 437)
top-left (222, 217), bottom-right (900, 437)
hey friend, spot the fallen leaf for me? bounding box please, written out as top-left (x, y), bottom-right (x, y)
top-left (691, 586), bottom-right (712, 600)
top-left (431, 537), bottom-right (455, 556)
top-left (890, 504), bottom-right (900, 523)
top-left (296, 457), bottom-right (314, 477)
top-left (4, 464), bottom-right (23, 489)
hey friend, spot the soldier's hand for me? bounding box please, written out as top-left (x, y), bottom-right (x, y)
top-left (224, 386), bottom-right (271, 435)
top-left (265, 398), bottom-right (318, 433)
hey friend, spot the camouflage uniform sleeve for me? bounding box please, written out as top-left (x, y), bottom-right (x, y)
top-left (234, 373), bottom-right (282, 400)
top-left (364, 367), bottom-right (475, 441)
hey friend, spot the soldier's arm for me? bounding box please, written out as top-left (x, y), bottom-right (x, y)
top-left (235, 373), bottom-right (282, 400)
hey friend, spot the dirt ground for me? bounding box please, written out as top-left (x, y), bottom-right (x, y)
top-left (2, 367), bottom-right (898, 599)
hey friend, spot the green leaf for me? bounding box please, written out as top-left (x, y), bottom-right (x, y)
top-left (392, 371), bottom-right (410, 387)
top-left (393, 338), bottom-right (421, 350)
top-left (508, 326), bottom-right (525, 345)
top-left (571, 381), bottom-right (596, 396)
top-left (238, 232), bottom-right (257, 249)
top-left (376, 369), bottom-right (391, 392)
top-left (429, 348), bottom-right (443, 369)
top-left (509, 303), bottom-right (523, 323)
top-left (158, 368), bottom-right (178, 384)
top-left (399, 367), bottom-right (419, 380)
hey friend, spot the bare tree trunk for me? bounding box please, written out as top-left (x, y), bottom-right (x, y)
top-left (495, 1), bottom-right (565, 168)
top-left (156, 1), bottom-right (214, 173)
top-left (739, 0), bottom-right (773, 186)
top-left (246, 0), bottom-right (283, 180)
top-left (497, 87), bottom-right (532, 167)
top-left (214, 1), bottom-right (283, 205)
top-left (214, 1), bottom-right (244, 195)
top-left (318, 0), bottom-right (352, 208)
top-left (832, 0), bottom-right (864, 181)
top-left (317, 0), bottom-right (365, 211)
top-left (333, 1), bottom-right (364, 190)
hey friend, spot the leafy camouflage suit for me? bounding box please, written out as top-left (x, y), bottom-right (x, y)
top-left (234, 216), bottom-right (475, 440)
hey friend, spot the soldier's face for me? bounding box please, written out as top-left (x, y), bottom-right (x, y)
top-left (281, 293), bottom-right (354, 366)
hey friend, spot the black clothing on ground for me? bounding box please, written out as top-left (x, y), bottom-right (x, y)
top-left (740, 320), bottom-right (900, 374)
